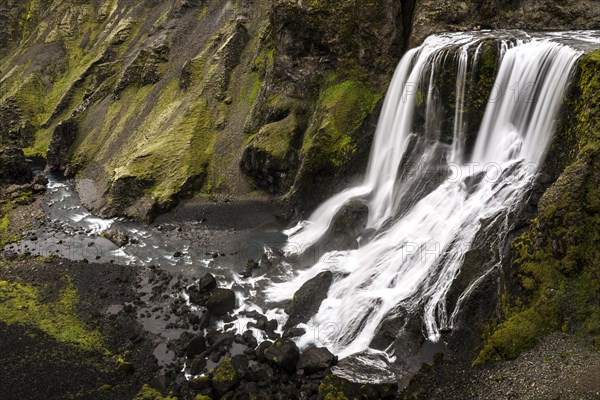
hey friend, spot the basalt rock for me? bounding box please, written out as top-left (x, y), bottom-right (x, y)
top-left (285, 271), bottom-right (333, 329)
top-left (206, 288), bottom-right (236, 316)
top-left (296, 346), bottom-right (335, 374)
top-left (263, 339), bottom-right (300, 373)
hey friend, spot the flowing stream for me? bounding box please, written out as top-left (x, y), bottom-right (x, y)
top-left (266, 30), bottom-right (600, 371)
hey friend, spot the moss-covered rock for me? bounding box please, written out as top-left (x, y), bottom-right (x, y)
top-left (133, 384), bottom-right (178, 400)
top-left (211, 357), bottom-right (239, 394)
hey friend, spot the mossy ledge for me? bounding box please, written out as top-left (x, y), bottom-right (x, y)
top-left (475, 50), bottom-right (600, 365)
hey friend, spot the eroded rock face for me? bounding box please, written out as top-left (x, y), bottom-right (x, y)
top-left (410, 0), bottom-right (600, 46)
top-left (0, 146), bottom-right (32, 184)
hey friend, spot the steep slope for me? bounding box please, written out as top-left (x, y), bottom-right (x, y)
top-left (0, 0), bottom-right (413, 221)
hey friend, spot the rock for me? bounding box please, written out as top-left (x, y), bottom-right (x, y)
top-left (296, 346), bottom-right (335, 374)
top-left (0, 146), bottom-right (32, 184)
top-left (198, 273), bottom-right (217, 293)
top-left (189, 355), bottom-right (207, 376)
top-left (206, 288), bottom-right (236, 316)
top-left (264, 339), bottom-right (300, 372)
top-left (102, 228), bottom-right (129, 247)
top-left (173, 251), bottom-right (183, 258)
top-left (46, 118), bottom-right (78, 172)
top-left (283, 327), bottom-right (306, 339)
top-left (212, 358), bottom-right (239, 394)
top-left (285, 271), bottom-right (333, 328)
top-left (33, 173), bottom-right (48, 186)
top-left (186, 335), bottom-right (207, 358)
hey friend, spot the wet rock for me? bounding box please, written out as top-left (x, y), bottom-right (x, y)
top-left (189, 355), bottom-right (207, 376)
top-left (285, 271), bottom-right (333, 328)
top-left (264, 339), bottom-right (300, 372)
top-left (198, 273), bottom-right (217, 292)
top-left (185, 335), bottom-right (207, 358)
top-left (102, 228), bottom-right (129, 247)
top-left (283, 327), bottom-right (306, 339)
top-left (296, 346), bottom-right (335, 374)
top-left (206, 288), bottom-right (236, 316)
top-left (207, 331), bottom-right (234, 351)
top-left (33, 173), bottom-right (48, 186)
top-left (255, 341), bottom-right (272, 362)
top-left (329, 200), bottom-right (369, 249)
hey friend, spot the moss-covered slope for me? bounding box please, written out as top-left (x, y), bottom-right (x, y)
top-left (0, 0), bottom-right (412, 221)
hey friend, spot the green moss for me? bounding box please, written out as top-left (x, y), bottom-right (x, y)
top-left (0, 206), bottom-right (17, 248)
top-left (0, 276), bottom-right (105, 351)
top-left (212, 357), bottom-right (238, 388)
top-left (194, 396), bottom-right (212, 400)
top-left (476, 50), bottom-right (600, 364)
top-left (302, 79), bottom-right (380, 170)
top-left (133, 384), bottom-right (178, 400)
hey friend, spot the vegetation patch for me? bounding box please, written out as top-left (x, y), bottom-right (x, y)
top-left (0, 275), bottom-right (105, 352)
top-left (302, 79), bottom-right (380, 171)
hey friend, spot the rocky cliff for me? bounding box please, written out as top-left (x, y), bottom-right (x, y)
top-left (0, 0), bottom-right (413, 221)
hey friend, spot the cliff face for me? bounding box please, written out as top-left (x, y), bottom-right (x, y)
top-left (2, 0), bottom-right (598, 221)
top-left (410, 0), bottom-right (600, 46)
top-left (0, 0), bottom-right (413, 221)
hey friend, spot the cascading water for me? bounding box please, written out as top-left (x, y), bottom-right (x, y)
top-left (267, 31), bottom-right (589, 366)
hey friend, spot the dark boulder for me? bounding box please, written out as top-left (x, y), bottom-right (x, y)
top-left (296, 346), bottom-right (335, 374)
top-left (285, 271), bottom-right (333, 328)
top-left (189, 355), bottom-right (207, 376)
top-left (185, 335), bottom-right (207, 358)
top-left (198, 273), bottom-right (217, 293)
top-left (263, 339), bottom-right (300, 372)
top-left (206, 288), bottom-right (236, 316)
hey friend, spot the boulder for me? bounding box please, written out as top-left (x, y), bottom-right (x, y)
top-left (102, 228), bottom-right (129, 247)
top-left (198, 273), bottom-right (217, 293)
top-left (189, 355), bottom-right (207, 376)
top-left (296, 346), bottom-right (335, 374)
top-left (185, 335), bottom-right (207, 358)
top-left (263, 339), bottom-right (300, 372)
top-left (206, 288), bottom-right (236, 316)
top-left (285, 271), bottom-right (333, 328)
top-left (212, 358), bottom-right (239, 394)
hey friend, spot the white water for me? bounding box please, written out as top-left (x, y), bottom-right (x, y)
top-left (271, 32), bottom-right (585, 360)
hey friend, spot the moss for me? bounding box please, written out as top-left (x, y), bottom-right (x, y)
top-left (318, 373), bottom-right (396, 400)
top-left (0, 206), bottom-right (17, 248)
top-left (302, 79), bottom-right (380, 171)
top-left (476, 50), bottom-right (600, 364)
top-left (194, 396), bottom-right (212, 400)
top-left (0, 275), bottom-right (105, 352)
top-left (212, 357), bottom-right (238, 391)
top-left (133, 384), bottom-right (178, 400)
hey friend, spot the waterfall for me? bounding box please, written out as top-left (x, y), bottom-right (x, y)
top-left (270, 32), bottom-right (583, 360)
